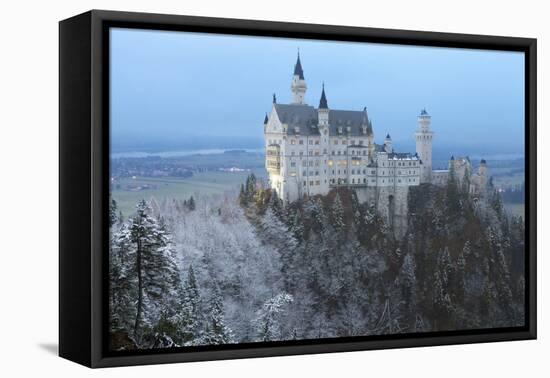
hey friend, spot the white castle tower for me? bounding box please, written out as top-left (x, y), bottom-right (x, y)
top-left (415, 109), bottom-right (434, 183)
top-left (290, 52), bottom-right (307, 105)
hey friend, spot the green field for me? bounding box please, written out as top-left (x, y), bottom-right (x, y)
top-left (112, 169), bottom-right (266, 216)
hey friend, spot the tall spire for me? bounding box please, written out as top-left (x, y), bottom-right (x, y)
top-left (319, 83), bottom-right (328, 109)
top-left (294, 50), bottom-right (304, 80)
top-left (272, 93), bottom-right (277, 104)
top-left (361, 107), bottom-right (369, 125)
top-left (264, 113), bottom-right (268, 124)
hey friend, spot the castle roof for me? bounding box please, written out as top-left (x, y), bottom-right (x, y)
top-left (388, 152), bottom-right (418, 160)
top-left (273, 103), bottom-right (373, 137)
top-left (319, 84), bottom-right (328, 109)
top-left (264, 113), bottom-right (268, 124)
top-left (294, 53), bottom-right (305, 80)
top-left (420, 108), bottom-right (429, 116)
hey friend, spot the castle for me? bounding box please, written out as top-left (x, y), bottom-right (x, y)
top-left (264, 53), bottom-right (488, 236)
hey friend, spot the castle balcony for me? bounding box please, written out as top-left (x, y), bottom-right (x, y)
top-left (266, 144), bottom-right (281, 174)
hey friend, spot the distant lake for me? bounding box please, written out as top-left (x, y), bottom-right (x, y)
top-left (111, 148), bottom-right (265, 159)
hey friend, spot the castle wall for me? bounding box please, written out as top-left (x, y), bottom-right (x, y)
top-left (355, 185), bottom-right (409, 239)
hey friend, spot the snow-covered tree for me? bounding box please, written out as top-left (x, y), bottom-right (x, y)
top-left (331, 192), bottom-right (345, 234)
top-left (255, 293), bottom-right (294, 342)
top-left (203, 285), bottom-right (234, 345)
top-left (129, 200), bottom-right (180, 343)
top-left (178, 265), bottom-right (204, 345)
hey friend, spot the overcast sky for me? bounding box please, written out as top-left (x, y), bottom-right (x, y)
top-left (110, 27), bottom-right (525, 157)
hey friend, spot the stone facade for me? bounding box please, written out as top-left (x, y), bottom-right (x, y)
top-left (264, 54), bottom-right (488, 237)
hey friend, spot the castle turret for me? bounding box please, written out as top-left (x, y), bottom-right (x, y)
top-left (384, 133), bottom-right (393, 153)
top-left (415, 108), bottom-right (434, 183)
top-left (367, 119), bottom-right (375, 161)
top-left (291, 52), bottom-right (307, 105)
top-left (318, 83), bottom-right (329, 127)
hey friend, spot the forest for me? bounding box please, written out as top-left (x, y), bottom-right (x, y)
top-left (108, 168), bottom-right (525, 350)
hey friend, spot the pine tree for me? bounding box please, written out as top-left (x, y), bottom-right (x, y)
top-left (204, 285), bottom-right (234, 345)
top-left (446, 162), bottom-right (460, 215)
top-left (255, 293), bottom-right (293, 342)
top-left (331, 192), bottom-right (345, 235)
top-left (432, 247), bottom-right (454, 330)
top-left (239, 183), bottom-right (247, 206)
top-left (109, 223), bottom-right (136, 333)
top-left (129, 200), bottom-right (180, 343)
top-left (289, 209), bottom-right (304, 242)
top-left (109, 199), bottom-right (119, 228)
top-left (455, 248), bottom-right (466, 307)
top-left (269, 191), bottom-right (284, 221)
top-left (179, 265), bottom-right (203, 345)
top-left (187, 196), bottom-right (196, 211)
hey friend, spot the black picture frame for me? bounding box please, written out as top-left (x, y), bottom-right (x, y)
top-left (59, 9), bottom-right (537, 368)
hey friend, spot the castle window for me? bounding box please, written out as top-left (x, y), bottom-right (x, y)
top-left (299, 152), bottom-right (303, 157)
top-left (310, 180), bottom-right (314, 186)
top-left (364, 178), bottom-right (367, 183)
top-left (303, 181), bottom-right (307, 186)
top-left (332, 151), bottom-right (335, 155)
top-left (334, 140), bottom-right (338, 145)
top-left (291, 139), bottom-right (296, 145)
top-left (323, 149), bottom-right (327, 154)
top-left (315, 140), bottom-right (320, 145)
top-left (352, 170), bottom-right (355, 175)
top-left (398, 179), bottom-right (401, 183)
top-left (316, 180), bottom-right (320, 185)
top-left (338, 151), bottom-right (341, 155)
top-left (332, 170), bottom-right (335, 175)
top-left (363, 169), bottom-right (366, 174)
top-left (309, 151), bottom-right (313, 156)
top-left (291, 151), bottom-right (295, 156)
top-left (291, 162), bottom-right (296, 167)
top-left (299, 139), bottom-right (304, 145)
top-left (309, 161), bottom-right (313, 166)
top-left (352, 179), bottom-right (355, 184)
top-left (359, 140), bottom-right (364, 145)
top-left (328, 160), bottom-right (333, 166)
top-left (302, 161), bottom-right (307, 167)
top-left (342, 140), bottom-right (347, 145)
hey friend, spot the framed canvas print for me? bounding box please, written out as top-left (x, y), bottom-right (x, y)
top-left (59, 10), bottom-right (536, 368)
